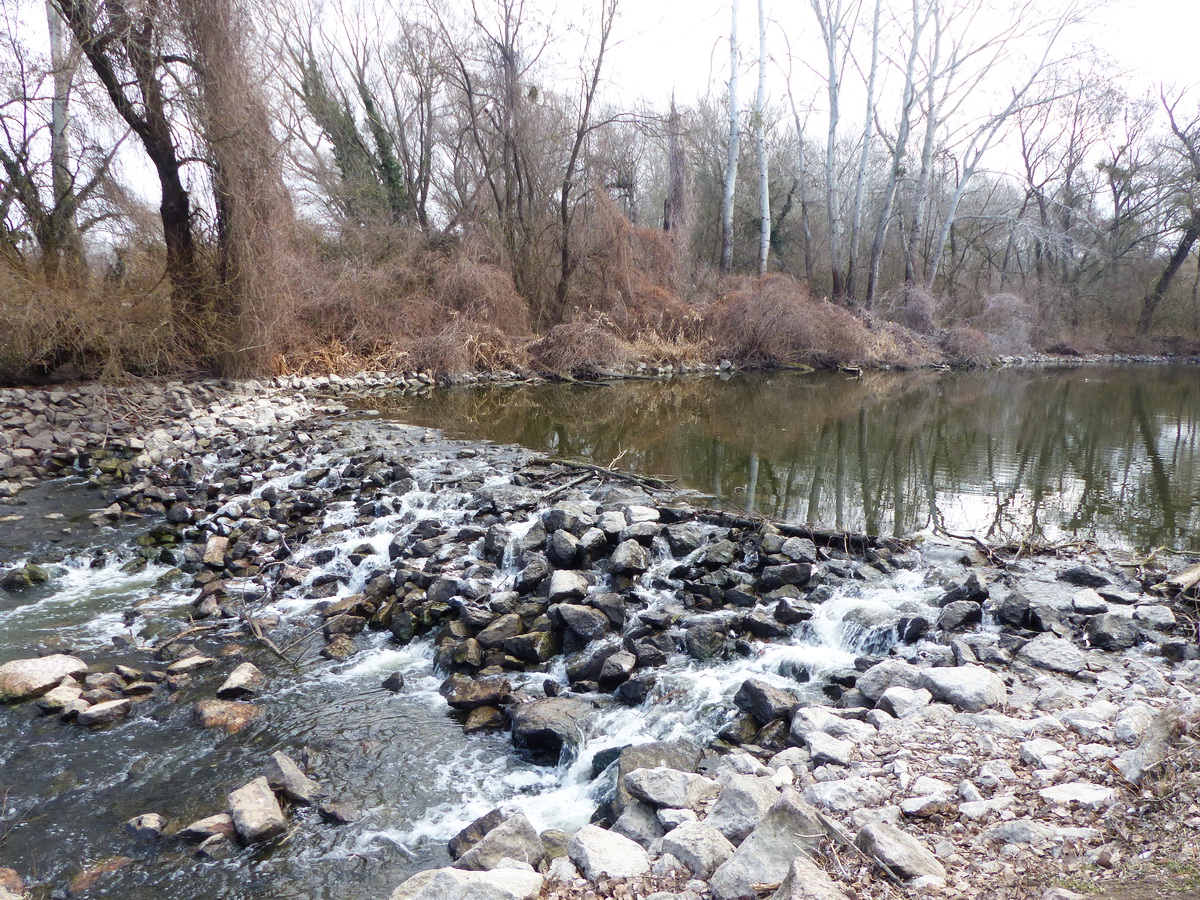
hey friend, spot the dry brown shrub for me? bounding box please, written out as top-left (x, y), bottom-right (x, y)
top-left (704, 274), bottom-right (870, 367)
top-left (976, 292), bottom-right (1033, 354)
top-left (275, 229), bottom-right (533, 373)
top-left (526, 320), bottom-right (633, 376)
top-left (940, 326), bottom-right (995, 367)
top-left (0, 251), bottom-right (194, 384)
top-left (404, 322), bottom-right (527, 376)
top-left (863, 318), bottom-right (944, 368)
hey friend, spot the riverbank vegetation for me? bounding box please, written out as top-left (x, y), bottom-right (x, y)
top-left (2, 0), bottom-right (1200, 383)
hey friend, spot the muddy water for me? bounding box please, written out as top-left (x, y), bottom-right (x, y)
top-left (382, 364), bottom-right (1200, 553)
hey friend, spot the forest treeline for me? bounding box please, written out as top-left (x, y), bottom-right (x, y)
top-left (2, 0), bottom-right (1199, 382)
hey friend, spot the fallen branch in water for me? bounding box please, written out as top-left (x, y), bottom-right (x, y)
top-left (690, 507), bottom-right (904, 553)
top-left (526, 457), bottom-right (677, 491)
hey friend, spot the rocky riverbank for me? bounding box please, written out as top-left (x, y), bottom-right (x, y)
top-left (2, 376), bottom-right (1200, 900)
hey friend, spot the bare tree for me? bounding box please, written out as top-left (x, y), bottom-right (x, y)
top-left (720, 0), bottom-right (741, 273)
top-left (1138, 92), bottom-right (1200, 334)
top-left (754, 0), bottom-right (769, 276)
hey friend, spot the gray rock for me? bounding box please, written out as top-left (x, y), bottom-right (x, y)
top-left (855, 823), bottom-right (946, 884)
top-left (704, 773), bottom-right (781, 844)
top-left (1057, 565), bottom-right (1110, 588)
top-left (611, 540), bottom-right (650, 574)
top-left (803, 777), bottom-right (889, 812)
top-left (567, 824), bottom-right (651, 880)
top-left (1015, 634), bottom-right (1086, 675)
top-left (855, 659), bottom-right (922, 702)
top-left (36, 680), bottom-right (84, 712)
top-left (1135, 605), bottom-right (1177, 630)
top-left (624, 767), bottom-right (720, 810)
top-left (805, 731), bottom-right (857, 767)
top-left (477, 615), bottom-right (522, 649)
top-left (769, 855), bottom-right (852, 900)
top-left (0, 654), bottom-right (87, 702)
top-left (263, 751), bottom-right (322, 805)
top-left (388, 867), bottom-right (544, 900)
top-left (918, 665), bottom-right (1006, 712)
top-left (709, 787), bottom-right (825, 900)
top-left (178, 814), bottom-right (236, 841)
top-left (455, 814), bottom-right (544, 871)
top-left (611, 800), bottom-right (665, 846)
top-left (659, 822), bottom-right (735, 878)
top-left (125, 813), bottom-right (166, 840)
top-left (228, 776), bottom-right (287, 844)
top-left (510, 697), bottom-right (594, 757)
top-left (555, 605), bottom-right (609, 642)
top-left (547, 571), bottom-right (589, 603)
top-left (77, 698), bottom-right (132, 726)
top-left (876, 686), bottom-right (931, 719)
top-left (1085, 613), bottom-right (1138, 651)
top-left (614, 740), bottom-right (703, 814)
top-left (1037, 782), bottom-right (1116, 809)
top-left (216, 662), bottom-right (265, 699)
top-left (938, 600), bottom-right (983, 631)
top-left (733, 678), bottom-right (798, 724)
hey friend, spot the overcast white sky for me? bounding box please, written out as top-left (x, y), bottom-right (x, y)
top-left (597, 0), bottom-right (1200, 106)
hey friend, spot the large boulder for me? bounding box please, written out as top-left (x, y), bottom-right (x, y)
top-left (769, 855), bottom-right (852, 900)
top-left (1015, 634), bottom-right (1086, 675)
top-left (855, 823), bottom-right (946, 885)
top-left (263, 751), bottom-right (322, 805)
top-left (704, 773), bottom-right (782, 845)
top-left (733, 678), bottom-right (798, 724)
top-left (509, 697), bottom-right (594, 757)
top-left (0, 655), bottom-right (87, 702)
top-left (660, 822), bottom-right (736, 878)
top-left (610, 540), bottom-right (650, 574)
top-left (918, 665), bottom-right (1006, 712)
top-left (854, 659), bottom-right (922, 702)
top-left (555, 605), bottom-right (609, 642)
top-left (567, 824), bottom-right (650, 880)
top-left (624, 767), bottom-right (720, 810)
top-left (613, 740), bottom-right (703, 814)
top-left (1085, 614), bottom-right (1138, 651)
top-left (228, 776), bottom-right (287, 844)
top-left (389, 867), bottom-right (543, 900)
top-left (443, 677), bottom-right (513, 711)
top-left (455, 814), bottom-right (544, 871)
top-left (216, 662), bottom-right (265, 699)
top-left (709, 788), bottom-right (825, 900)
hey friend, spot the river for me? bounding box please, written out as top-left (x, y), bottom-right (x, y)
top-left (0, 363), bottom-right (1196, 899)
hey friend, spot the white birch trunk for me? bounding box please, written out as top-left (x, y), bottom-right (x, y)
top-left (845, 0), bottom-right (881, 301)
top-left (755, 0), bottom-right (769, 276)
top-left (720, 0), bottom-right (741, 273)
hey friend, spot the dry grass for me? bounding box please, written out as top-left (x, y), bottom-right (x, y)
top-left (0, 253), bottom-right (204, 384)
top-left (940, 326), bottom-right (995, 366)
top-left (526, 320), bottom-right (633, 376)
top-left (704, 274), bottom-right (872, 367)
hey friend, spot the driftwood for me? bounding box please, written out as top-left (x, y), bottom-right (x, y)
top-left (690, 507), bottom-right (905, 554)
top-left (525, 457), bottom-right (677, 492)
top-left (1155, 561), bottom-right (1200, 596)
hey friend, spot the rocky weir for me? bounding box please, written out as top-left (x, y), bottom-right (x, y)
top-left (1, 374), bottom-right (1200, 900)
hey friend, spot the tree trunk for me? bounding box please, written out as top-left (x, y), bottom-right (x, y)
top-left (720, 0), bottom-right (741, 273)
top-left (1138, 217), bottom-right (1200, 335)
top-left (754, 0), bottom-right (769, 277)
top-left (846, 0), bottom-right (881, 302)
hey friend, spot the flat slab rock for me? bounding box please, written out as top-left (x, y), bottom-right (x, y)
top-left (0, 654), bottom-right (87, 702)
top-left (568, 824), bottom-right (650, 880)
top-left (389, 867), bottom-right (543, 900)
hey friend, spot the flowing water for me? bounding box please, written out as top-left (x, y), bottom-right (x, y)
top-left (381, 363), bottom-right (1200, 553)
top-left (1, 364), bottom-right (1197, 898)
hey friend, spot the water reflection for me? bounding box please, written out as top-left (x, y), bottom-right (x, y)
top-left (378, 365), bottom-right (1200, 552)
